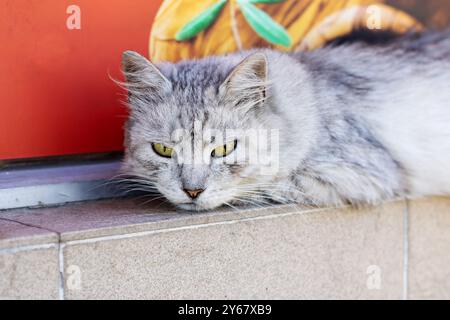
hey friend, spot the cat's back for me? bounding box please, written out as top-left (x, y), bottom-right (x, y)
top-left (301, 30), bottom-right (450, 79)
top-left (288, 31), bottom-right (450, 197)
top-left (345, 31), bottom-right (450, 197)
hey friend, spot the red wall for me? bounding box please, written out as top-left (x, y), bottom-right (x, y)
top-left (0, 0), bottom-right (162, 160)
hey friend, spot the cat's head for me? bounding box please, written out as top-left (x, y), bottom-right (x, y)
top-left (121, 51), bottom-right (283, 211)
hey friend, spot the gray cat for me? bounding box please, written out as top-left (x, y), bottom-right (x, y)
top-left (121, 31), bottom-right (450, 211)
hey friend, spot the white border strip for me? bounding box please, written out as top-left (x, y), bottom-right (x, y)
top-left (0, 180), bottom-right (119, 210)
top-left (0, 160), bottom-right (123, 210)
top-left (63, 206), bottom-right (327, 246)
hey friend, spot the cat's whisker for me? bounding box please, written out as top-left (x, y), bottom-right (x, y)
top-left (222, 201), bottom-right (241, 212)
top-left (119, 36), bottom-right (450, 212)
top-left (121, 187), bottom-right (159, 194)
top-left (232, 196), bottom-right (283, 210)
top-left (232, 197), bottom-right (267, 209)
top-left (138, 195), bottom-right (169, 207)
top-left (132, 193), bottom-right (163, 202)
top-left (116, 179), bottom-right (160, 188)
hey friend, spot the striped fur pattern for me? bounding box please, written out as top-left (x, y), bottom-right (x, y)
top-left (121, 30), bottom-right (450, 211)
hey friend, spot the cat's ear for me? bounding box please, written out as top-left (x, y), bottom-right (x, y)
top-left (220, 53), bottom-right (268, 112)
top-left (122, 51), bottom-right (171, 98)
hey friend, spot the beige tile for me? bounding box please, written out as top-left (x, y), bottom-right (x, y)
top-left (0, 246), bottom-right (60, 300)
top-left (63, 201), bottom-right (405, 300)
top-left (408, 197), bottom-right (450, 299)
top-left (1, 199), bottom-right (181, 241)
top-left (3, 199), bottom-right (316, 242)
top-left (0, 217), bottom-right (60, 299)
top-left (0, 218), bottom-right (58, 250)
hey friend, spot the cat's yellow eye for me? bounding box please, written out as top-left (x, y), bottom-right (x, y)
top-left (211, 140), bottom-right (237, 158)
top-left (152, 143), bottom-right (174, 158)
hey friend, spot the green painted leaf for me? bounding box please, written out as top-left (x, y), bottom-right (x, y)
top-left (176, 0), bottom-right (227, 41)
top-left (249, 0), bottom-right (286, 3)
top-left (237, 0), bottom-right (292, 47)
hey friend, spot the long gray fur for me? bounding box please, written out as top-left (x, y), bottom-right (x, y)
top-left (121, 30), bottom-right (450, 210)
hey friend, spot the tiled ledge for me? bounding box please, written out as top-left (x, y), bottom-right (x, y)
top-left (0, 197), bottom-right (449, 300)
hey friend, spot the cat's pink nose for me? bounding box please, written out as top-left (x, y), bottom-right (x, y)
top-left (184, 189), bottom-right (204, 199)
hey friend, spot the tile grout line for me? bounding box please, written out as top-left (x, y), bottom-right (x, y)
top-left (0, 242), bottom-right (57, 254)
top-left (0, 204), bottom-right (342, 300)
top-left (58, 242), bottom-right (66, 300)
top-left (62, 206), bottom-right (339, 246)
top-left (1, 199), bottom-right (406, 300)
top-left (402, 199), bottom-right (410, 300)
top-left (61, 200), bottom-right (406, 247)
top-left (0, 216), bottom-right (65, 300)
top-left (0, 206), bottom-right (328, 299)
